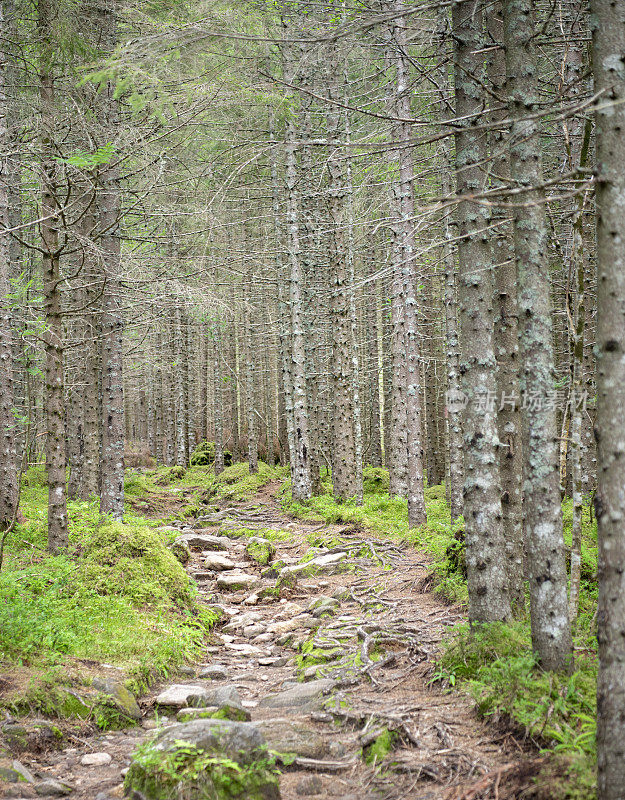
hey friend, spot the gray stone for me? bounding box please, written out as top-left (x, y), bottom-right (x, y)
top-left (10, 760), bottom-right (36, 784)
top-left (243, 624), bottom-right (266, 638)
top-left (92, 677), bottom-right (141, 720)
top-left (296, 775), bottom-right (324, 796)
top-left (34, 779), bottom-right (74, 796)
top-left (258, 680), bottom-right (335, 712)
top-left (203, 552), bottom-right (236, 571)
top-left (280, 552), bottom-right (347, 580)
top-left (198, 665), bottom-right (228, 680)
top-left (80, 752), bottom-right (112, 767)
top-left (142, 718), bottom-right (262, 759)
top-left (254, 719), bottom-right (328, 760)
top-left (155, 684), bottom-right (212, 709)
top-left (174, 533), bottom-right (230, 551)
top-left (217, 572), bottom-right (260, 591)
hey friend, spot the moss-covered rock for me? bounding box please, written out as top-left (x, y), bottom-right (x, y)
top-left (92, 677), bottom-right (141, 721)
top-left (78, 522), bottom-right (194, 608)
top-left (171, 538), bottom-right (192, 564)
top-left (245, 538), bottom-right (275, 566)
top-left (125, 719), bottom-right (280, 800)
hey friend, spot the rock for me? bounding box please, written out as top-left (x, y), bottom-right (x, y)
top-left (224, 642), bottom-right (266, 657)
top-left (169, 539), bottom-right (191, 564)
top-left (198, 665), bottom-right (228, 680)
top-left (92, 677), bottom-right (141, 721)
top-left (253, 633), bottom-right (273, 643)
top-left (267, 614), bottom-right (315, 636)
top-left (178, 666), bottom-right (196, 676)
top-left (176, 703), bottom-right (250, 723)
top-left (223, 611), bottom-right (261, 632)
top-left (203, 552), bottom-right (236, 571)
top-left (280, 552), bottom-right (347, 579)
top-left (296, 776), bottom-right (324, 796)
top-left (217, 572), bottom-right (260, 591)
top-left (191, 570), bottom-right (214, 580)
top-left (11, 760), bottom-right (36, 784)
top-left (243, 624), bottom-right (266, 638)
top-left (308, 595), bottom-right (337, 610)
top-left (243, 593), bottom-right (259, 605)
top-left (331, 585), bottom-right (350, 600)
top-left (173, 533), bottom-right (230, 551)
top-left (154, 684), bottom-right (212, 709)
top-left (254, 719), bottom-right (329, 760)
top-left (126, 720), bottom-right (280, 800)
top-left (258, 680), bottom-right (336, 712)
top-left (80, 752), bottom-right (112, 767)
top-left (245, 538), bottom-right (276, 566)
top-left (34, 779), bottom-right (74, 796)
top-left (1, 724), bottom-right (28, 751)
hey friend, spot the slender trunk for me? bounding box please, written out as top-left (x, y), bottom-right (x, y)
top-left (502, 0), bottom-right (572, 668)
top-left (0, 1), bottom-right (18, 528)
top-left (281, 21), bottom-right (312, 501)
top-left (452, 0), bottom-right (510, 622)
top-left (591, 0), bottom-right (625, 793)
top-left (40, 0), bottom-right (68, 552)
top-left (98, 0), bottom-right (124, 519)
top-left (486, 0), bottom-right (525, 610)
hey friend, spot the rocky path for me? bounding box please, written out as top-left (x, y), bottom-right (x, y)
top-left (1, 487), bottom-right (538, 800)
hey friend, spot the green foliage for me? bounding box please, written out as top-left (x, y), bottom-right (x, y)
top-left (60, 143), bottom-right (116, 169)
top-left (125, 739), bottom-right (280, 800)
top-left (436, 623), bottom-right (597, 798)
top-left (0, 467), bottom-right (218, 688)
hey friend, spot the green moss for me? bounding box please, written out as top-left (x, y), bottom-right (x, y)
top-left (363, 727), bottom-right (397, 765)
top-left (125, 740), bottom-right (280, 800)
top-left (79, 521), bottom-right (194, 608)
top-left (245, 539), bottom-right (275, 566)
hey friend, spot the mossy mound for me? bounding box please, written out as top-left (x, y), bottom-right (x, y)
top-left (125, 719), bottom-right (281, 800)
top-left (245, 538), bottom-right (275, 566)
top-left (155, 466), bottom-right (186, 485)
top-left (79, 522), bottom-right (194, 608)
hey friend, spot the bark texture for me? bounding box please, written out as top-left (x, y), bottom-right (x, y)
top-left (591, 0), bottom-right (625, 794)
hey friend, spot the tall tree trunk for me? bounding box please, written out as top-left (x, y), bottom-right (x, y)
top-left (0, 0), bottom-right (18, 529)
top-left (39, 0), bottom-right (68, 552)
top-left (591, 0), bottom-right (625, 794)
top-left (452, 0), bottom-right (510, 622)
top-left (98, 0), bottom-right (124, 519)
top-left (486, 0), bottom-right (525, 611)
top-left (502, 0), bottom-right (572, 669)
top-left (281, 21), bottom-right (312, 501)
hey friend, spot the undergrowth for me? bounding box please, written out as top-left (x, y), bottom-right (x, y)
top-left (0, 466), bottom-right (218, 706)
top-left (435, 622), bottom-right (597, 799)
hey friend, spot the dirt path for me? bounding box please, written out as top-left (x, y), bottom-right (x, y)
top-left (2, 485), bottom-right (540, 800)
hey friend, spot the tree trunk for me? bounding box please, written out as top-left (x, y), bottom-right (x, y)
top-left (452, 0), bottom-right (510, 622)
top-left (486, 0), bottom-right (525, 611)
top-left (591, 0), bottom-right (625, 794)
top-left (502, 0), bottom-right (572, 668)
top-left (39, 0), bottom-right (68, 552)
top-left (98, 0), bottom-right (124, 519)
top-left (0, 0), bottom-right (18, 529)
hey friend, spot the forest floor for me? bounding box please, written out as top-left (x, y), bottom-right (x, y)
top-left (0, 469), bottom-right (567, 800)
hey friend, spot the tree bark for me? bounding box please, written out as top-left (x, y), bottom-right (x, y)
top-left (502, 0), bottom-right (572, 668)
top-left (591, 0), bottom-right (625, 794)
top-left (452, 0), bottom-right (511, 622)
top-left (0, 0), bottom-right (18, 529)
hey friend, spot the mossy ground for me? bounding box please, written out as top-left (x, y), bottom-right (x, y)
top-left (0, 466), bottom-right (218, 719)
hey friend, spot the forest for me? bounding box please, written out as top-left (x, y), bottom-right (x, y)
top-left (0, 0), bottom-right (624, 798)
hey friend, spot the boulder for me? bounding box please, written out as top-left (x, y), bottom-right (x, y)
top-left (173, 533), bottom-right (230, 551)
top-left (198, 665), bottom-right (228, 680)
top-left (154, 684), bottom-right (213, 710)
top-left (217, 572), bottom-right (260, 591)
top-left (125, 719), bottom-right (280, 800)
top-left (92, 677), bottom-right (141, 721)
top-left (203, 552), bottom-right (236, 571)
top-left (280, 552), bottom-right (347, 580)
top-left (258, 680), bottom-right (336, 713)
top-left (254, 719), bottom-right (329, 760)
